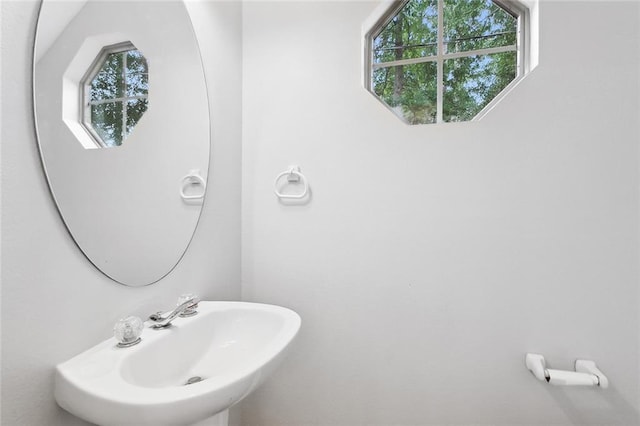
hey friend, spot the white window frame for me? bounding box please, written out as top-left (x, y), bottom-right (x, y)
top-left (79, 41), bottom-right (148, 147)
top-left (365, 0), bottom-right (529, 124)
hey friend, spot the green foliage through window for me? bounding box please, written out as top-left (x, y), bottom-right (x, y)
top-left (84, 44), bottom-right (149, 147)
top-left (370, 0), bottom-right (520, 125)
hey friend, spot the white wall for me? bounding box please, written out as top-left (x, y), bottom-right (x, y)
top-left (240, 1), bottom-right (640, 425)
top-left (0, 1), bottom-right (242, 425)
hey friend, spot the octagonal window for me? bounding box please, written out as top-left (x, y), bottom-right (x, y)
top-left (81, 42), bottom-right (148, 147)
top-left (367, 0), bottom-right (527, 125)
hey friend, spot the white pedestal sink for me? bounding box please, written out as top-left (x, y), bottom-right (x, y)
top-left (54, 301), bottom-right (301, 426)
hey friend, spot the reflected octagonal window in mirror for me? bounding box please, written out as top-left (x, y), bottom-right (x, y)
top-left (81, 42), bottom-right (148, 148)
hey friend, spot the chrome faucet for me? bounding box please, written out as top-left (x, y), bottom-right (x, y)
top-left (148, 295), bottom-right (200, 328)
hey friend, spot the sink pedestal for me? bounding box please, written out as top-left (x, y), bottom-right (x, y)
top-left (191, 409), bottom-right (229, 426)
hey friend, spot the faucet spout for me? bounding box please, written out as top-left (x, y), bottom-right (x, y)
top-left (149, 296), bottom-right (200, 328)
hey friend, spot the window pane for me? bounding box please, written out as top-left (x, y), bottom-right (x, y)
top-left (373, 62), bottom-right (437, 124)
top-left (126, 98), bottom-right (148, 136)
top-left (91, 101), bottom-right (123, 147)
top-left (443, 51), bottom-right (516, 122)
top-left (443, 0), bottom-right (517, 54)
top-left (90, 52), bottom-right (124, 101)
top-left (125, 50), bottom-right (149, 97)
top-left (373, 0), bottom-right (438, 64)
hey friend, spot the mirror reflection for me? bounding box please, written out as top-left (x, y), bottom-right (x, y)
top-left (34, 0), bottom-right (210, 286)
top-left (84, 42), bottom-right (149, 148)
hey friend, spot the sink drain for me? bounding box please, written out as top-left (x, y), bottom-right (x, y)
top-left (185, 376), bottom-right (204, 385)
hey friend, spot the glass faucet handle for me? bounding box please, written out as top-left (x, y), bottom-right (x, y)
top-left (113, 316), bottom-right (143, 348)
top-left (177, 293), bottom-right (199, 317)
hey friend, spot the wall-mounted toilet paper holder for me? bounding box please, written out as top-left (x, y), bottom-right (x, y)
top-left (525, 353), bottom-right (608, 388)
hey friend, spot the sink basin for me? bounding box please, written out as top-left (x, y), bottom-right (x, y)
top-left (54, 301), bottom-right (301, 426)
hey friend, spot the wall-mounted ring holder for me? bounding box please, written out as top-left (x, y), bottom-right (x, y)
top-left (180, 169), bottom-right (206, 202)
top-left (274, 165), bottom-right (309, 201)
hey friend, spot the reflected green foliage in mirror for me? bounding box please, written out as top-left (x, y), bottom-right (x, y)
top-left (85, 44), bottom-right (149, 147)
top-left (371, 0), bottom-right (519, 125)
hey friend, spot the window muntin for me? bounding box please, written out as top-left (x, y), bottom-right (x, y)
top-left (368, 0), bottom-right (523, 125)
top-left (82, 43), bottom-right (149, 147)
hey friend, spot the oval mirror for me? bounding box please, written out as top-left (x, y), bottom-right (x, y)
top-left (33, 0), bottom-right (210, 286)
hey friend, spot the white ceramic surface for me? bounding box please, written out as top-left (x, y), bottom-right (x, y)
top-left (54, 302), bottom-right (301, 426)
